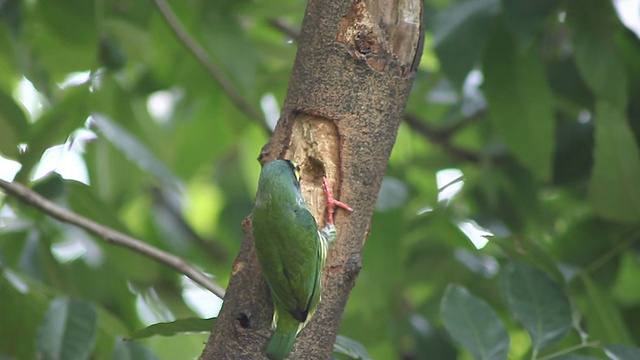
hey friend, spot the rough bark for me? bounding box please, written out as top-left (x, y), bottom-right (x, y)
top-left (200, 0), bottom-right (423, 358)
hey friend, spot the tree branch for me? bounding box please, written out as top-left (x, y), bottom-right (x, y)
top-left (0, 179), bottom-right (226, 299)
top-left (403, 113), bottom-right (483, 163)
top-left (151, 0), bottom-right (269, 133)
top-left (267, 18), bottom-right (300, 41)
top-left (440, 110), bottom-right (486, 137)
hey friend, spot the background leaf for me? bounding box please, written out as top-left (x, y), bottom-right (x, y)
top-left (333, 335), bottom-right (372, 360)
top-left (36, 297), bottom-right (98, 360)
top-left (113, 338), bottom-right (160, 360)
top-left (566, 0), bottom-right (627, 108)
top-left (588, 102), bottom-right (640, 222)
top-left (441, 284), bottom-right (510, 360)
top-left (502, 0), bottom-right (559, 47)
top-left (0, 270), bottom-right (48, 359)
top-left (433, 0), bottom-right (499, 88)
top-left (482, 21), bottom-right (555, 181)
top-left (90, 114), bottom-right (181, 190)
top-left (14, 85), bottom-right (89, 183)
top-left (581, 274), bottom-right (634, 344)
top-left (499, 262), bottom-right (572, 352)
top-left (0, 90), bottom-right (29, 158)
top-left (604, 344), bottom-right (640, 360)
top-left (128, 317), bottom-right (215, 340)
top-left (554, 355), bottom-right (603, 360)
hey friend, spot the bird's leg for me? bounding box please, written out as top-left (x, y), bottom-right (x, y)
top-left (322, 177), bottom-right (353, 224)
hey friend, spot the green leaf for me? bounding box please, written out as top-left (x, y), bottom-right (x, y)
top-left (581, 274), bottom-right (634, 344)
top-left (604, 344), bottom-right (640, 360)
top-left (0, 0), bottom-right (22, 35)
top-left (554, 355), bottom-right (602, 360)
top-left (113, 339), bottom-right (159, 360)
top-left (27, 1), bottom-right (97, 82)
top-left (337, 210), bottom-right (405, 351)
top-left (98, 36), bottom-right (126, 71)
top-left (91, 114), bottom-right (181, 190)
top-left (203, 9), bottom-right (258, 99)
top-left (36, 297), bottom-right (98, 360)
top-left (502, 0), bottom-right (558, 48)
top-left (433, 0), bottom-right (499, 88)
top-left (441, 284), bottom-right (510, 360)
top-left (171, 96), bottom-right (236, 178)
top-left (482, 22), bottom-right (555, 181)
top-left (588, 102), bottom-right (640, 222)
top-left (333, 335), bottom-right (371, 360)
top-left (491, 237), bottom-right (565, 285)
top-left (102, 18), bottom-right (153, 67)
top-left (0, 270), bottom-right (48, 359)
top-left (500, 262), bottom-right (572, 352)
top-left (0, 90), bottom-right (29, 158)
top-left (15, 85), bottom-right (89, 183)
top-left (546, 57), bottom-right (595, 112)
top-left (66, 181), bottom-right (131, 233)
top-left (128, 317), bottom-right (215, 340)
top-left (36, 0), bottom-right (96, 47)
top-left (453, 248), bottom-right (499, 278)
top-left (375, 177), bottom-right (409, 212)
top-left (552, 217), bottom-right (629, 286)
top-left (409, 317), bottom-right (458, 360)
top-left (92, 307), bottom-right (130, 360)
top-left (32, 173), bottom-right (67, 200)
top-left (566, 0), bottom-right (627, 108)
top-left (552, 115), bottom-right (594, 185)
top-left (82, 136), bottom-right (147, 209)
top-left (611, 252), bottom-right (640, 306)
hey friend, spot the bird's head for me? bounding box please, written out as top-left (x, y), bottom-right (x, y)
top-left (256, 159), bottom-right (303, 205)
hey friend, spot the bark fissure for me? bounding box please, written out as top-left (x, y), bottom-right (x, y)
top-left (200, 0), bottom-right (422, 358)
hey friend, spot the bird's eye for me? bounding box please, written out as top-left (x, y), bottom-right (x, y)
top-left (293, 164), bottom-right (301, 182)
top-left (285, 159), bottom-right (302, 182)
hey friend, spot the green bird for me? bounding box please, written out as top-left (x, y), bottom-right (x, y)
top-left (252, 159), bottom-right (352, 360)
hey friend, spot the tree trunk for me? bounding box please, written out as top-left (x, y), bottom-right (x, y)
top-left (200, 0), bottom-right (423, 358)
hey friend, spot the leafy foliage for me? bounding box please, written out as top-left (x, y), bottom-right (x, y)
top-left (128, 318), bottom-right (215, 341)
top-left (36, 297), bottom-right (98, 360)
top-left (499, 262), bottom-right (572, 353)
top-left (441, 284), bottom-right (510, 360)
top-left (1, 0), bottom-right (640, 359)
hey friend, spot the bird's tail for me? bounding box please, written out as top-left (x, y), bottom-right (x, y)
top-left (265, 327), bottom-right (298, 360)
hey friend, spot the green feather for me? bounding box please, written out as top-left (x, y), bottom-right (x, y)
top-left (252, 160), bottom-right (335, 360)
top-left (264, 313), bottom-right (299, 360)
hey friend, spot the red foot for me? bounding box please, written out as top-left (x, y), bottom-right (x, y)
top-left (322, 177), bottom-right (353, 224)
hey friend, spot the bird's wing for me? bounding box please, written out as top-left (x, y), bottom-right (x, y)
top-left (275, 206), bottom-right (320, 322)
top-left (253, 204), bottom-right (321, 322)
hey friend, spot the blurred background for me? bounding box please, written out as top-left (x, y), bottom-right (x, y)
top-left (1, 0), bottom-right (640, 359)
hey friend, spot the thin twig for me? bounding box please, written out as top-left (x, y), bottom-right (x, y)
top-left (403, 113), bottom-right (482, 163)
top-left (438, 175), bottom-right (465, 193)
top-left (437, 109), bottom-right (486, 137)
top-left (267, 18), bottom-right (300, 40)
top-left (151, 0), bottom-right (269, 133)
top-left (536, 341), bottom-right (600, 360)
top-left (582, 227), bottom-right (640, 275)
top-left (0, 179), bottom-right (226, 299)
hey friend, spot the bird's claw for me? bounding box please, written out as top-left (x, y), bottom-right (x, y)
top-left (322, 177), bottom-right (352, 224)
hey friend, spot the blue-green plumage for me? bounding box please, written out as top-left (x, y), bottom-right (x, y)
top-left (252, 160), bottom-right (339, 360)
